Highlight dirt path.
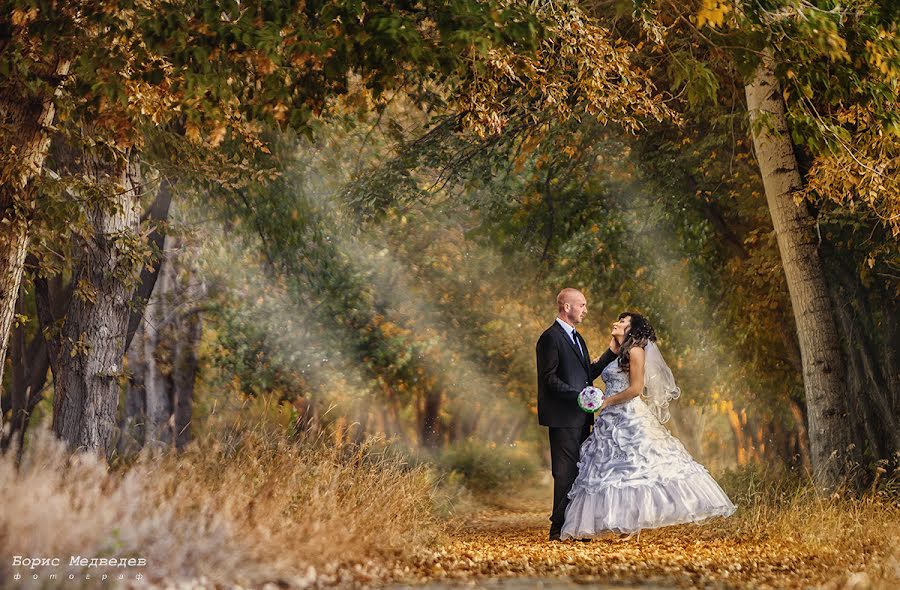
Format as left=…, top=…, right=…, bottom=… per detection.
left=389, top=483, right=888, bottom=590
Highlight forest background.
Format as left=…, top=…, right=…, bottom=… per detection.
left=0, top=0, right=898, bottom=588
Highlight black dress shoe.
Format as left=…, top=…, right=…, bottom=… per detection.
left=575, top=538, right=592, bottom=543
left=549, top=531, right=562, bottom=541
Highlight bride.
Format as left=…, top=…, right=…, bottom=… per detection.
left=561, top=312, right=735, bottom=539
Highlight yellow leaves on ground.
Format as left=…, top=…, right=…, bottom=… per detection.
left=387, top=490, right=899, bottom=590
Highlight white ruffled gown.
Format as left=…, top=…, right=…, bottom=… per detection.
left=561, top=359, right=735, bottom=538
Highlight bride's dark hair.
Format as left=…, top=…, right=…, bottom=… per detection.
left=617, top=311, right=656, bottom=373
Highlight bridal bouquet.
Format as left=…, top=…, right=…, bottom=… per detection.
left=577, top=386, right=605, bottom=413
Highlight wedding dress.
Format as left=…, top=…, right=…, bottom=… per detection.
left=561, top=357, right=735, bottom=538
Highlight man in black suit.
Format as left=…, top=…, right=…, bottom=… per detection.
left=536, top=288, right=619, bottom=541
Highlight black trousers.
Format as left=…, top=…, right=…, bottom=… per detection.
left=548, top=424, right=591, bottom=534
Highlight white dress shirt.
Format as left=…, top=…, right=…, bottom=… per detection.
left=556, top=318, right=584, bottom=358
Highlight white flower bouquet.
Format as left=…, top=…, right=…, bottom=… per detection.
left=577, top=386, right=605, bottom=413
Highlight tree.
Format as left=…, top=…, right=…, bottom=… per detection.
left=2, top=0, right=545, bottom=444
left=596, top=0, right=900, bottom=486
left=3, top=0, right=676, bottom=456
left=0, top=48, right=68, bottom=414
left=121, top=232, right=204, bottom=453
left=35, top=150, right=143, bottom=453
left=744, top=50, right=854, bottom=483
left=347, top=0, right=898, bottom=481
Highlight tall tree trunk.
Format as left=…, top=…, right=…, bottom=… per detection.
left=745, top=50, right=855, bottom=488
left=418, top=389, right=442, bottom=449
left=120, top=321, right=148, bottom=455
left=825, top=255, right=900, bottom=464
left=789, top=400, right=813, bottom=473
left=125, top=178, right=173, bottom=352
left=173, top=308, right=200, bottom=450
left=49, top=151, right=143, bottom=456
left=0, top=59, right=70, bottom=428
left=6, top=285, right=28, bottom=445
left=0, top=224, right=29, bottom=411
left=120, top=232, right=203, bottom=453
left=142, top=234, right=174, bottom=449
left=172, top=257, right=203, bottom=451
left=7, top=271, right=63, bottom=451
left=119, top=179, right=174, bottom=455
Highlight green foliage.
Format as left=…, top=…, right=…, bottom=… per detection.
left=439, top=440, right=538, bottom=492
left=667, top=52, right=720, bottom=110
left=192, top=118, right=542, bottom=449
left=627, top=0, right=900, bottom=249
left=4, top=0, right=893, bottom=475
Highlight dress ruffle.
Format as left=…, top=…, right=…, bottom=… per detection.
left=561, top=361, right=736, bottom=538
left=562, top=469, right=736, bottom=536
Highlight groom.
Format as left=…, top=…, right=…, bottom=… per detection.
left=536, top=288, right=619, bottom=541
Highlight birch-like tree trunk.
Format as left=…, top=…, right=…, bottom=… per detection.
left=8, top=286, right=27, bottom=438
left=142, top=234, right=174, bottom=449
left=745, top=50, right=854, bottom=488
left=120, top=238, right=174, bottom=454
left=0, top=60, right=70, bottom=426
left=119, top=180, right=174, bottom=454
left=121, top=232, right=203, bottom=453
left=49, top=152, right=143, bottom=456
left=0, top=224, right=29, bottom=407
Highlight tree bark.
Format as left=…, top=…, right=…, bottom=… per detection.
left=8, top=285, right=27, bottom=433
left=120, top=320, right=148, bottom=455
left=745, top=50, right=855, bottom=488
left=0, top=224, right=29, bottom=413
left=418, top=388, right=442, bottom=449
left=172, top=252, right=203, bottom=451
left=125, top=178, right=173, bottom=352
left=142, top=234, right=174, bottom=449
left=0, top=59, right=70, bottom=430
left=789, top=400, right=813, bottom=473
left=826, top=257, right=900, bottom=464
left=49, top=151, right=143, bottom=456
left=6, top=271, right=64, bottom=448
left=120, top=231, right=203, bottom=453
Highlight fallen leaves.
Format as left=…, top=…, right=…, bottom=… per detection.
left=378, top=493, right=899, bottom=590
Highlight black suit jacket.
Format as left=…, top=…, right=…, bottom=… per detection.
left=536, top=321, right=618, bottom=428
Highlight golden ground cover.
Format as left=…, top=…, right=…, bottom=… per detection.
left=389, top=480, right=899, bottom=590
left=2, top=428, right=897, bottom=589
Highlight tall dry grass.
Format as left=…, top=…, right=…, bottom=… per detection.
left=684, top=466, right=900, bottom=587
left=719, top=466, right=900, bottom=542
left=0, top=425, right=442, bottom=588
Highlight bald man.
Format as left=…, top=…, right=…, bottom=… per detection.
left=536, top=288, right=619, bottom=541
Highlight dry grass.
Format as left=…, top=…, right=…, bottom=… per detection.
left=0, top=425, right=442, bottom=588
left=399, top=468, right=900, bottom=589
left=3, top=428, right=898, bottom=589
left=717, top=466, right=900, bottom=549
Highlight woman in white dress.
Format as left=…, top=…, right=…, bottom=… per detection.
left=561, top=312, right=735, bottom=539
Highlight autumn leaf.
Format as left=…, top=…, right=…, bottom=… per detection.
left=695, top=0, right=731, bottom=29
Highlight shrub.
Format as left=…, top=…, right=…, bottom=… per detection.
left=438, top=440, right=539, bottom=493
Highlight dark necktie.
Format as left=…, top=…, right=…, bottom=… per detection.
left=572, top=330, right=584, bottom=361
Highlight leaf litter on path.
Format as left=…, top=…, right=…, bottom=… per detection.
left=386, top=483, right=898, bottom=590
